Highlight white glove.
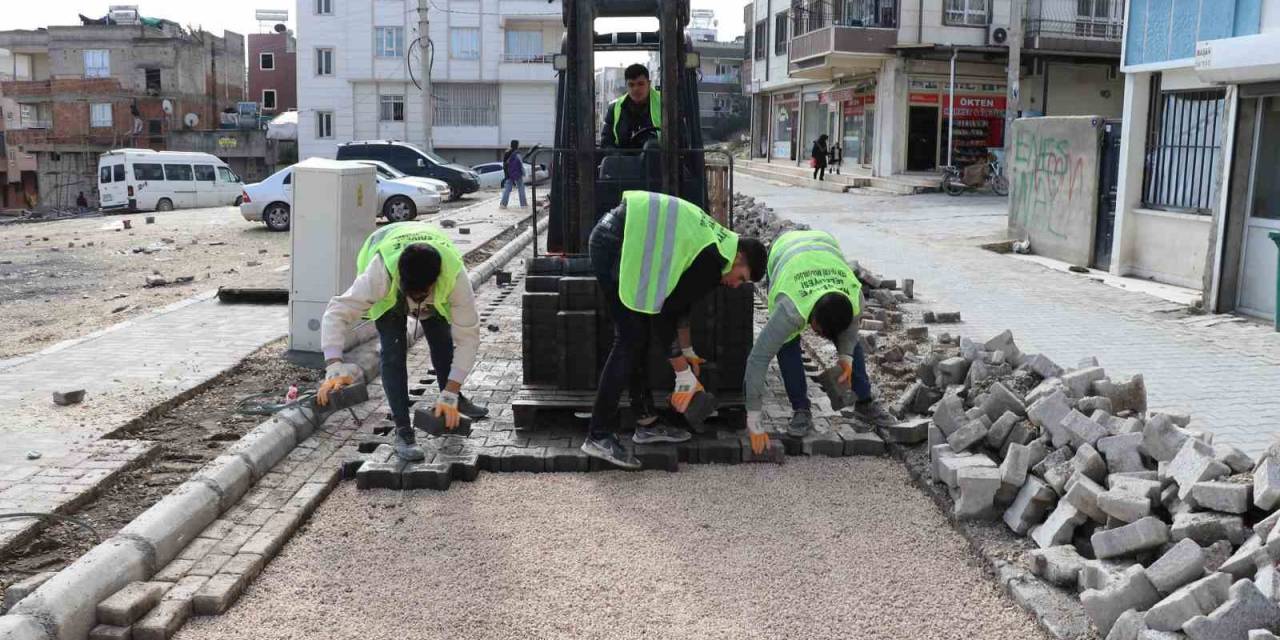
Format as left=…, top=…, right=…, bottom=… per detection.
left=670, top=366, right=701, bottom=413
left=434, top=389, right=461, bottom=429
left=746, top=411, right=769, bottom=455
left=325, top=361, right=363, bottom=382
left=681, top=346, right=705, bottom=375
left=746, top=410, right=764, bottom=434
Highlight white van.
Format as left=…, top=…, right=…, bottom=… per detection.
left=97, top=149, right=243, bottom=212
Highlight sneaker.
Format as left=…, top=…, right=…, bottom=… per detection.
left=632, top=420, right=692, bottom=444
left=853, top=399, right=897, bottom=428
left=581, top=434, right=642, bottom=470
left=394, top=427, right=426, bottom=462
left=787, top=410, right=813, bottom=438
left=458, top=394, right=489, bottom=420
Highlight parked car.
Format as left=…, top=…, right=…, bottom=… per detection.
left=351, top=159, right=451, bottom=201
left=239, top=163, right=441, bottom=231
left=472, top=161, right=550, bottom=188
left=98, top=149, right=243, bottom=212
left=335, top=141, right=480, bottom=200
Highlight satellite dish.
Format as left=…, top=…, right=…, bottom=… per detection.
left=184, top=112, right=199, bottom=128
left=162, top=99, right=174, bottom=115
left=273, top=23, right=286, bottom=33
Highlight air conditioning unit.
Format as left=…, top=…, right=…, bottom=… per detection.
left=988, top=24, right=1010, bottom=47
left=108, top=5, right=140, bottom=25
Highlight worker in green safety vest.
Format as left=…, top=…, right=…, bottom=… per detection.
left=742, top=229, right=896, bottom=453
left=600, top=63, right=662, bottom=149
left=317, top=222, right=489, bottom=461
left=583, top=190, right=768, bottom=469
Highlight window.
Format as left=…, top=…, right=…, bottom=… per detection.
left=218, top=167, right=238, bottom=183
left=283, top=171, right=292, bottom=185
left=379, top=95, right=405, bottom=122
left=262, top=90, right=277, bottom=111
left=90, top=103, right=112, bottom=128
left=83, top=49, right=110, bottom=78
left=450, top=28, right=480, bottom=60
left=145, top=68, right=161, bottom=94
left=194, top=165, right=216, bottom=181
left=164, top=164, right=193, bottom=181
left=1076, top=0, right=1121, bottom=38
left=753, top=21, right=767, bottom=60
left=134, top=163, right=164, bottom=181
left=375, top=27, right=404, bottom=58
left=113, top=165, right=125, bottom=181
left=435, top=83, right=499, bottom=127
left=100, top=166, right=112, bottom=183
left=774, top=11, right=788, bottom=55
left=316, top=111, right=334, bottom=139
left=316, top=48, right=334, bottom=76
left=1142, top=76, right=1226, bottom=214
left=504, top=29, right=541, bottom=62
left=943, top=0, right=989, bottom=26
left=315, top=0, right=333, bottom=14
left=260, top=52, right=275, bottom=70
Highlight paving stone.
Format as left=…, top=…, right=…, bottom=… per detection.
left=133, top=599, right=191, bottom=640
left=1170, top=439, right=1232, bottom=499
left=947, top=417, right=990, bottom=452
left=932, top=393, right=967, bottom=436
left=1000, top=420, right=1040, bottom=459
left=1098, top=433, right=1147, bottom=475
left=999, top=442, right=1031, bottom=499
left=632, top=444, right=679, bottom=471
left=1144, top=414, right=1192, bottom=463
left=1092, top=516, right=1171, bottom=559
left=1189, top=481, right=1251, bottom=514
left=186, top=552, right=231, bottom=577
left=1080, top=558, right=1132, bottom=592
left=1066, top=473, right=1110, bottom=523
left=1110, top=475, right=1164, bottom=502
left=3, top=571, right=55, bottom=611
left=1172, top=512, right=1247, bottom=547
left=88, top=624, right=132, bottom=640
left=1094, top=374, right=1147, bottom=414
left=1032, top=501, right=1088, bottom=548
left=401, top=461, right=453, bottom=490
left=1183, top=579, right=1280, bottom=640
left=1204, top=540, right=1236, bottom=574
left=1063, top=410, right=1111, bottom=449
left=220, top=553, right=266, bottom=581
left=801, top=430, right=846, bottom=458
left=980, top=382, right=1027, bottom=422
left=1003, top=475, right=1058, bottom=535
left=1062, top=366, right=1107, bottom=398
left=1023, top=353, right=1064, bottom=379
left=1255, top=564, right=1280, bottom=601
left=1255, top=510, right=1280, bottom=542
left=1255, top=457, right=1280, bottom=511
left=1249, top=631, right=1280, bottom=640
left=1105, top=609, right=1147, bottom=640
left=1028, top=390, right=1074, bottom=448
left=935, top=357, right=971, bottom=387
left=984, top=329, right=1024, bottom=365
left=1099, top=489, right=1153, bottom=523
left=880, top=416, right=930, bottom=444
left=840, top=429, right=886, bottom=456
left=935, top=450, right=996, bottom=489
left=954, top=466, right=1002, bottom=519
left=1078, top=396, right=1115, bottom=415
left=1213, top=444, right=1255, bottom=475
left=160, top=575, right=207, bottom=603
left=1073, top=443, right=1109, bottom=483
left=192, top=572, right=248, bottom=615
left=1219, top=535, right=1273, bottom=581
left=1145, top=572, right=1231, bottom=632
left=698, top=437, right=741, bottom=465
left=1147, top=539, right=1208, bottom=594
left=1029, top=545, right=1087, bottom=588
left=1081, top=565, right=1163, bottom=636
left=355, top=460, right=402, bottom=490
left=1136, top=631, right=1184, bottom=640
left=96, top=581, right=168, bottom=626
left=741, top=438, right=786, bottom=464
left=986, top=411, right=1020, bottom=450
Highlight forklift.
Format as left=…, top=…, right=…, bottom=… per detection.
left=514, top=0, right=753, bottom=432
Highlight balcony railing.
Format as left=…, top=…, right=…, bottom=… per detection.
left=790, top=0, right=897, bottom=37
left=502, top=52, right=554, bottom=63
left=700, top=73, right=741, bottom=84
left=1025, top=0, right=1123, bottom=42
left=1025, top=18, right=1123, bottom=40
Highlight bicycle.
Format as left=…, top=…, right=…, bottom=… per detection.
left=940, top=158, right=1009, bottom=197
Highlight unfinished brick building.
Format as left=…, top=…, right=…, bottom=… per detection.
left=0, top=19, right=245, bottom=209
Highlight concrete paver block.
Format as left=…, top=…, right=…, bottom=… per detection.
left=1136, top=631, right=1184, bottom=640
left=1031, top=501, right=1088, bottom=548
left=1255, top=457, right=1280, bottom=511
left=1081, top=565, right=1162, bottom=636
left=984, top=329, right=1024, bottom=365
left=840, top=429, right=886, bottom=456
left=932, top=394, right=967, bottom=436
left=1094, top=374, right=1147, bottom=414
left=1105, top=608, right=1146, bottom=640
left=1146, top=539, right=1208, bottom=594
left=1143, top=414, right=1191, bottom=463
left=9, top=536, right=152, bottom=640
left=1099, top=489, right=1153, bottom=523
left=1213, top=444, right=1254, bottom=475
left=1063, top=410, right=1110, bottom=449
left=1254, top=510, right=1280, bottom=543
left=88, top=624, right=131, bottom=640
left=1023, top=353, right=1064, bottom=379
left=1169, top=438, right=1231, bottom=500
left=1028, top=390, right=1074, bottom=448
left=954, top=466, right=1002, bottom=519
left=1250, top=631, right=1280, bottom=640
left=1092, top=516, right=1171, bottom=559
left=1189, top=481, right=1251, bottom=514
left=1109, top=476, right=1163, bottom=503
left=936, top=450, right=996, bottom=489
left=935, top=356, right=971, bottom=387
left=1066, top=473, right=1110, bottom=523
left=97, top=581, right=168, bottom=626
left=1183, top=579, right=1280, bottom=640
left=1062, top=366, right=1107, bottom=399
left=1003, top=475, right=1057, bottom=535
left=1219, top=535, right=1272, bottom=581
left=1080, top=558, right=1131, bottom=592
left=133, top=599, right=191, bottom=640
left=986, top=411, right=1020, bottom=449
left=1073, top=443, right=1109, bottom=483
left=980, top=382, right=1027, bottom=422
left=192, top=572, right=249, bottom=615
left=1029, top=545, right=1087, bottom=587
left=1078, top=396, right=1114, bottom=415
left=947, top=417, right=990, bottom=452
left=880, top=417, right=930, bottom=444
left=1172, top=512, right=1247, bottom=547
left=1099, top=433, right=1147, bottom=474
left=999, top=442, right=1031, bottom=498
left=1144, top=572, right=1231, bottom=632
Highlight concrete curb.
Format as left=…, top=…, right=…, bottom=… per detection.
left=468, top=215, right=548, bottom=290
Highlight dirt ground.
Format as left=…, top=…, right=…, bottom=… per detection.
left=0, top=198, right=483, bottom=360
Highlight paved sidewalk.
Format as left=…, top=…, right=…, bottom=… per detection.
left=737, top=173, right=1280, bottom=455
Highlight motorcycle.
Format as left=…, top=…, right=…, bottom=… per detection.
left=941, top=157, right=1009, bottom=197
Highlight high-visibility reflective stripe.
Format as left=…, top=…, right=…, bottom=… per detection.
left=769, top=241, right=844, bottom=282
left=650, top=195, right=680, bottom=310
left=633, top=192, right=663, bottom=310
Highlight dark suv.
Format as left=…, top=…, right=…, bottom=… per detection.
left=336, top=141, right=480, bottom=200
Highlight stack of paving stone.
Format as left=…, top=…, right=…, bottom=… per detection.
left=732, top=194, right=810, bottom=243
left=902, top=327, right=1280, bottom=640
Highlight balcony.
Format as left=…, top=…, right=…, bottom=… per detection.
left=498, top=53, right=556, bottom=82
left=1024, top=0, right=1123, bottom=56
left=700, top=73, right=741, bottom=86
left=788, top=0, right=897, bottom=79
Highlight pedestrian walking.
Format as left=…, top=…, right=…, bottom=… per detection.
left=499, top=140, right=527, bottom=209
left=830, top=143, right=843, bottom=176
left=811, top=134, right=829, bottom=181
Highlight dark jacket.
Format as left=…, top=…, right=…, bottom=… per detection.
left=600, top=93, right=657, bottom=149
left=811, top=140, right=829, bottom=168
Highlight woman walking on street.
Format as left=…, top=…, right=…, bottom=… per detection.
left=499, top=139, right=527, bottom=209
left=811, top=134, right=829, bottom=181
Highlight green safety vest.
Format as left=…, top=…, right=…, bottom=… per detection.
left=618, top=190, right=738, bottom=314
left=611, top=89, right=662, bottom=146
left=355, top=222, right=464, bottom=322
left=767, top=229, right=862, bottom=341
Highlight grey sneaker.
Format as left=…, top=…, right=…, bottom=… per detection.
left=581, top=435, right=642, bottom=470
left=787, top=410, right=813, bottom=437
left=458, top=394, right=489, bottom=420
left=853, top=399, right=897, bottom=428
left=394, top=427, right=426, bottom=461
left=632, top=421, right=692, bottom=444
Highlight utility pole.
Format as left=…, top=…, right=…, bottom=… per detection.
left=1004, top=0, right=1024, bottom=168
left=417, top=0, right=433, bottom=152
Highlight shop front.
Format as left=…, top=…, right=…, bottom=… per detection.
left=905, top=78, right=1007, bottom=171
left=771, top=91, right=799, bottom=161
left=818, top=81, right=877, bottom=168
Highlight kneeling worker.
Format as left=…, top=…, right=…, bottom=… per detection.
left=318, top=222, right=489, bottom=461
left=585, top=190, right=767, bottom=469
left=742, top=229, right=895, bottom=453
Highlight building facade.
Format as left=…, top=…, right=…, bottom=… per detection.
left=0, top=21, right=245, bottom=208
left=249, top=30, right=298, bottom=115
left=646, top=12, right=749, bottom=143
left=296, top=0, right=564, bottom=166
left=1112, top=0, right=1279, bottom=320
left=744, top=0, right=1123, bottom=176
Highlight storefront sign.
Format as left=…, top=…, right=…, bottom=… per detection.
left=842, top=95, right=876, bottom=116
left=820, top=88, right=856, bottom=104
left=773, top=91, right=799, bottom=105
left=943, top=95, right=1007, bottom=118
left=910, top=92, right=940, bottom=105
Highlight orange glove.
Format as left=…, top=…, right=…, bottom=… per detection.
left=747, top=411, right=768, bottom=455
left=434, top=389, right=461, bottom=430
left=317, top=362, right=362, bottom=406
left=681, top=347, right=706, bottom=377
left=670, top=367, right=702, bottom=413
left=837, top=355, right=854, bottom=389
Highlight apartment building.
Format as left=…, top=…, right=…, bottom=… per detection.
left=296, top=0, right=564, bottom=166
left=594, top=65, right=627, bottom=134
left=1110, top=0, right=1280, bottom=320
left=646, top=12, right=749, bottom=142
left=0, top=19, right=244, bottom=209
left=744, top=0, right=1123, bottom=176
left=249, top=29, right=298, bottom=115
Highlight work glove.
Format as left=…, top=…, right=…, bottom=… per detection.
left=434, top=389, right=461, bottom=430
left=681, top=347, right=705, bottom=377
left=670, top=366, right=702, bottom=413
left=747, top=411, right=769, bottom=455
left=317, top=362, right=363, bottom=406
left=837, top=354, right=854, bottom=390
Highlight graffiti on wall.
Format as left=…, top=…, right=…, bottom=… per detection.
left=1009, top=128, right=1090, bottom=240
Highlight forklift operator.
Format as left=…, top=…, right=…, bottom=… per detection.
left=600, top=63, right=662, bottom=149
